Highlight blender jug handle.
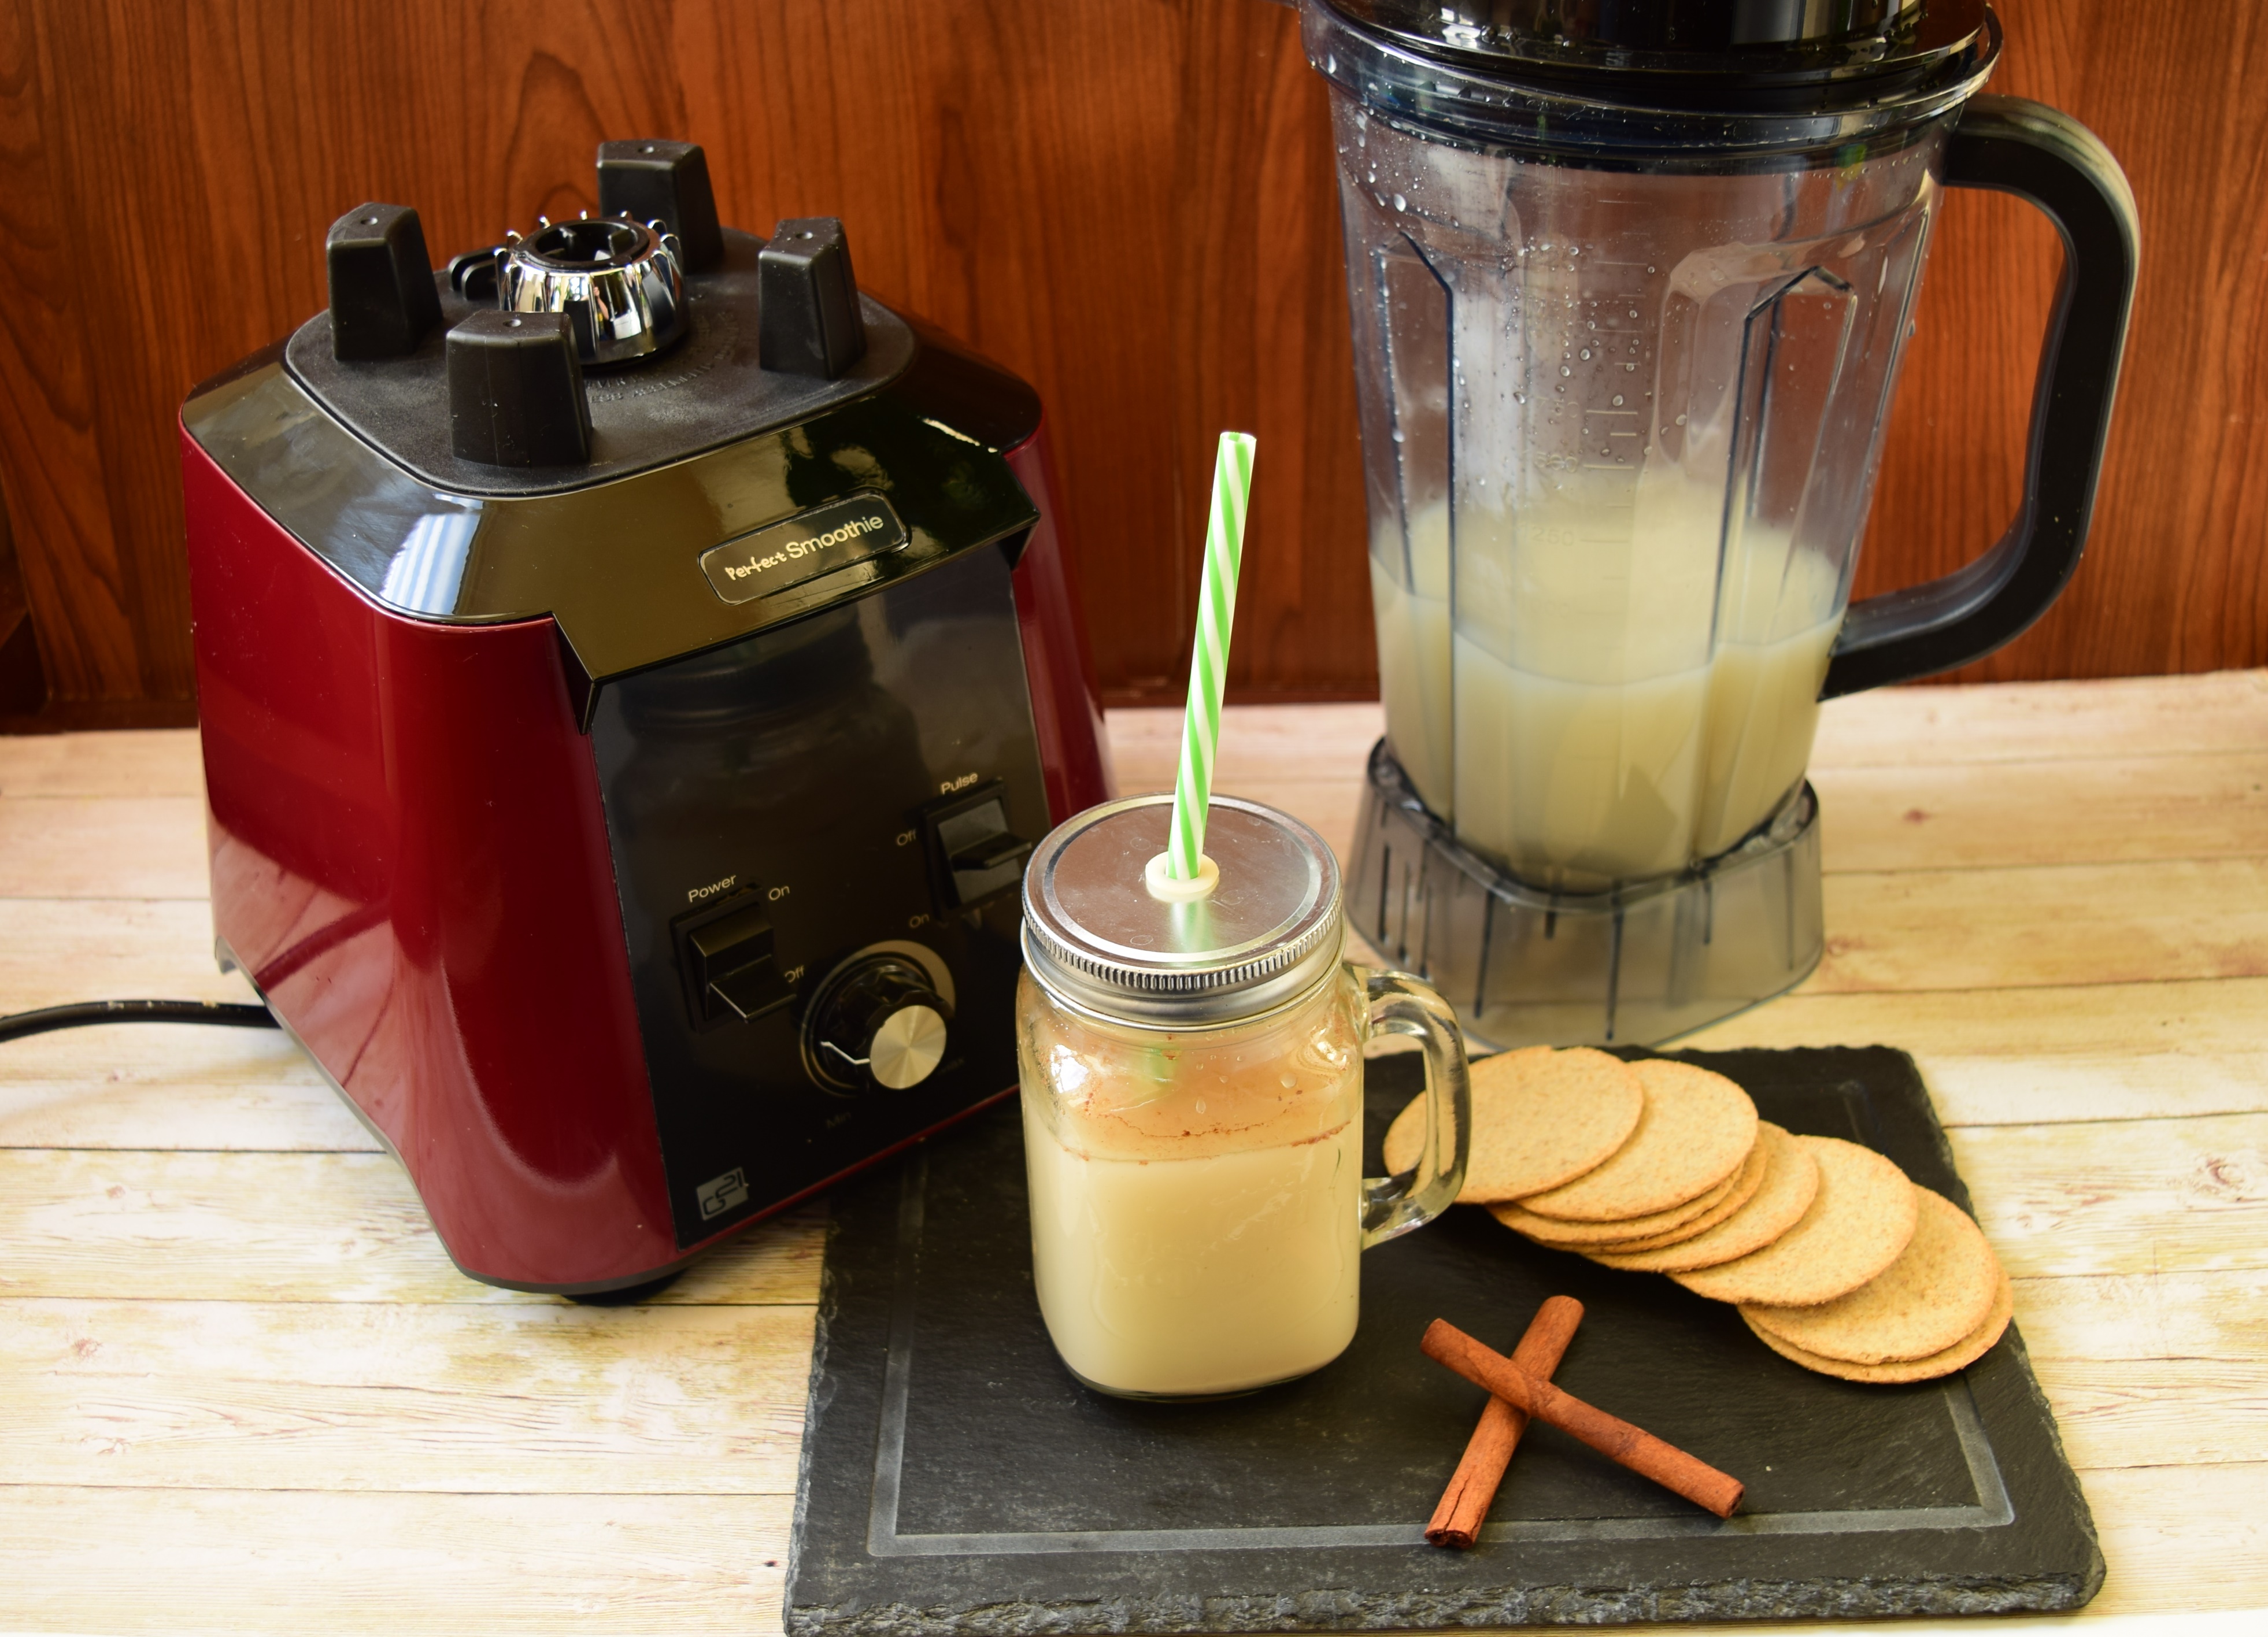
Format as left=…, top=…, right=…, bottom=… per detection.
left=1821, top=95, right=2141, bottom=699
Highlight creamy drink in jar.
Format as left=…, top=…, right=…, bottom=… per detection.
left=1018, top=794, right=1470, bottom=1398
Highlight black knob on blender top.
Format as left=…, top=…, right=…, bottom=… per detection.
left=760, top=217, right=867, bottom=379
left=597, top=139, right=725, bottom=273
left=326, top=202, right=444, bottom=360
left=447, top=245, right=506, bottom=304
left=446, top=310, right=592, bottom=467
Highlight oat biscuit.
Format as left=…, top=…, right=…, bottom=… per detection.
left=1740, top=1187, right=2000, bottom=1364
left=1382, top=1045, right=1644, bottom=1204
left=1581, top=1123, right=1775, bottom=1253
left=1745, top=1265, right=2014, bottom=1383
left=1588, top=1123, right=1819, bottom=1273
left=1515, top=1059, right=1758, bottom=1223
left=1670, top=1136, right=1918, bottom=1306
left=1490, top=1156, right=1745, bottom=1248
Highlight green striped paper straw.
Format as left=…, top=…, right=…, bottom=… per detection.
left=1166, top=431, right=1257, bottom=882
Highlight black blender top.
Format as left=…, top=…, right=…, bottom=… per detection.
left=1324, top=0, right=1990, bottom=105
left=183, top=141, right=1042, bottom=688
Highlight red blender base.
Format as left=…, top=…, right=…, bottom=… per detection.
left=1348, top=741, right=1824, bottom=1049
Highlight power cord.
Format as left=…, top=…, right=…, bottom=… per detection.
left=0, top=999, right=279, bottom=1045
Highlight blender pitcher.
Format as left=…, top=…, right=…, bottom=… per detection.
left=1303, top=0, right=2137, bottom=1047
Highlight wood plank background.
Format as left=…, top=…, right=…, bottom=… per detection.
left=0, top=0, right=2260, bottom=718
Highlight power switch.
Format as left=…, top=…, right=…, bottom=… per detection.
left=674, top=888, right=794, bottom=1028
left=919, top=781, right=1032, bottom=912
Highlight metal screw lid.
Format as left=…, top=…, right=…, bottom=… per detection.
left=1020, top=794, right=1344, bottom=1028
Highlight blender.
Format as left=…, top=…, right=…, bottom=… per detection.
left=1300, top=0, right=2137, bottom=1047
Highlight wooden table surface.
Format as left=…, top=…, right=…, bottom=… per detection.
left=2, top=672, right=2264, bottom=1634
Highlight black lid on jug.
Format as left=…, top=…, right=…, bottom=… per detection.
left=1322, top=0, right=1989, bottom=103
left=1304, top=0, right=1999, bottom=157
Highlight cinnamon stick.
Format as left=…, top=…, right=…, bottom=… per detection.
left=1420, top=1318, right=1745, bottom=1520
left=1425, top=1295, right=1584, bottom=1549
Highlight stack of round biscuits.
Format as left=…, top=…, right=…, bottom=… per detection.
left=1383, top=1047, right=2011, bottom=1382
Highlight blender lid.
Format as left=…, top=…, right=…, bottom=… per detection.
left=1320, top=0, right=1989, bottom=102
left=1021, top=794, right=1345, bottom=1027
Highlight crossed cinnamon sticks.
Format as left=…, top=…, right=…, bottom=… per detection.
left=1421, top=1305, right=1744, bottom=1548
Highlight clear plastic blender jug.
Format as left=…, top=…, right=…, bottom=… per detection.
left=1304, top=0, right=2137, bottom=1046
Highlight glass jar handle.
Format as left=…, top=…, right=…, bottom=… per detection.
left=1357, top=965, right=1470, bottom=1249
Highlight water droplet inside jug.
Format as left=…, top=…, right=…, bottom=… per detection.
left=1675, top=413, right=1688, bottom=425
left=1612, top=395, right=1624, bottom=406
left=1560, top=366, right=1572, bottom=377
left=1512, top=392, right=1526, bottom=405
left=1579, top=349, right=1591, bottom=360
left=1393, top=193, right=1407, bottom=212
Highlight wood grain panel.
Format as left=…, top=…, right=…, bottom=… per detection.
left=1805, top=669, right=2268, bottom=768
left=0, top=2, right=139, bottom=698
left=0, top=899, right=255, bottom=1008
left=2018, top=1268, right=2268, bottom=1372
left=2018, top=1268, right=2268, bottom=1472
left=1688, top=975, right=2268, bottom=1064
left=0, top=1484, right=791, bottom=1635
left=1856, top=1, right=2268, bottom=683
left=1, top=1, right=2256, bottom=715
left=0, top=1072, right=376, bottom=1153
left=0, top=1147, right=824, bottom=1305
left=0, top=725, right=205, bottom=794
left=1950, top=1112, right=2268, bottom=1279
left=1815, top=859, right=2268, bottom=992
left=0, top=1296, right=812, bottom=1493
left=0, top=794, right=208, bottom=898
left=1809, top=755, right=2268, bottom=872
left=1912, top=1049, right=2268, bottom=1127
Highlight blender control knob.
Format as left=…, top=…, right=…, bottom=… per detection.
left=809, top=955, right=950, bottom=1091
left=326, top=202, right=443, bottom=360
left=598, top=139, right=724, bottom=273
left=759, top=217, right=866, bottom=379
left=446, top=310, right=591, bottom=467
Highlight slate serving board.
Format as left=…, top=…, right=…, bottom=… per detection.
left=787, top=1047, right=2101, bottom=1632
